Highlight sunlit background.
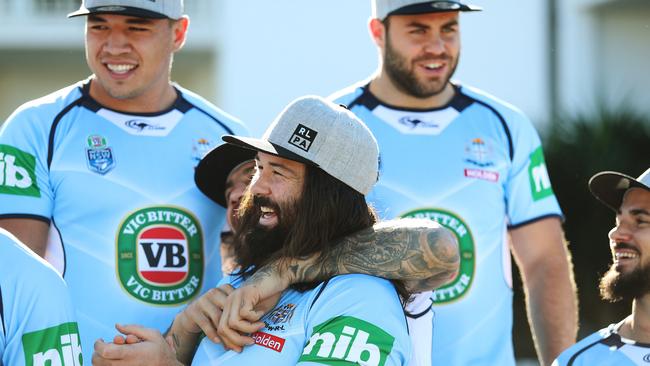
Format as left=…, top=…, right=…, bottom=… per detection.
left=1, top=1, right=649, bottom=364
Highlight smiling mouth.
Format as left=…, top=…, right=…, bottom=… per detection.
left=106, top=63, right=136, bottom=74
left=423, top=62, right=444, bottom=70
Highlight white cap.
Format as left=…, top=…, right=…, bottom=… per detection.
left=372, top=0, right=481, bottom=20
left=68, top=0, right=183, bottom=19
left=197, top=96, right=380, bottom=197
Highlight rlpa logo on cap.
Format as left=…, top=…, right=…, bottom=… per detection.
left=289, top=124, right=318, bottom=152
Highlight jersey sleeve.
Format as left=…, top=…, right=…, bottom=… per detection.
left=0, top=105, right=54, bottom=220
left=503, top=111, right=563, bottom=227
left=298, top=274, right=410, bottom=366
left=1, top=231, right=82, bottom=365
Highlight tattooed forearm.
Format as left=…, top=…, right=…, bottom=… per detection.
left=284, top=218, right=460, bottom=292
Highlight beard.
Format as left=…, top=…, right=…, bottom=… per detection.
left=232, top=193, right=298, bottom=272
left=599, top=257, right=650, bottom=302
left=383, top=33, right=458, bottom=99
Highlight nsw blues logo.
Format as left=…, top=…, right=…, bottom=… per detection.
left=86, top=135, right=115, bottom=175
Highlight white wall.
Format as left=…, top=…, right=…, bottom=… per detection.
left=216, top=0, right=548, bottom=136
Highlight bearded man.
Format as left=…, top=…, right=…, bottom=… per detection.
left=554, top=167, right=650, bottom=366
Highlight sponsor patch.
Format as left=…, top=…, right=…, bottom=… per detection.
left=22, top=322, right=83, bottom=366
left=528, top=146, right=554, bottom=201
left=86, top=135, right=115, bottom=175
left=252, top=331, right=286, bottom=353
left=464, top=168, right=499, bottom=183
left=400, top=208, right=475, bottom=304
left=289, top=124, right=318, bottom=152
left=125, top=119, right=166, bottom=132
left=116, top=206, right=204, bottom=305
left=0, top=144, right=40, bottom=197
left=299, top=316, right=395, bottom=366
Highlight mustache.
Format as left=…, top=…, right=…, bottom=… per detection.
left=252, top=195, right=280, bottom=212
left=412, top=54, right=450, bottom=63
left=612, top=242, right=639, bottom=252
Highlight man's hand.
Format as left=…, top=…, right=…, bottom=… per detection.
left=217, top=275, right=282, bottom=352
left=175, top=284, right=234, bottom=344
left=92, top=324, right=180, bottom=366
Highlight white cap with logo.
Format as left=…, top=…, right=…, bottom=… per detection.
left=195, top=95, right=380, bottom=200
left=68, top=0, right=183, bottom=19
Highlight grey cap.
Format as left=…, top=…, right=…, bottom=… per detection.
left=372, top=0, right=482, bottom=20
left=195, top=96, right=380, bottom=201
left=68, top=0, right=183, bottom=19
left=589, top=167, right=650, bottom=211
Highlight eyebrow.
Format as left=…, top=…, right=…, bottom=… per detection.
left=87, top=14, right=155, bottom=25
left=630, top=208, right=650, bottom=216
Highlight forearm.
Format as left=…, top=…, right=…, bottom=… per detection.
left=283, top=218, right=460, bottom=292
left=523, top=254, right=578, bottom=366
left=165, top=314, right=202, bottom=365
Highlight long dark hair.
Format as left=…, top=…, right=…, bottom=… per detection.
left=233, top=164, right=409, bottom=301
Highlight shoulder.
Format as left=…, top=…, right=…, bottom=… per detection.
left=328, top=81, right=368, bottom=105
left=0, top=229, right=66, bottom=291
left=456, top=82, right=534, bottom=128
left=175, top=85, right=249, bottom=136
left=553, top=325, right=615, bottom=366
left=3, top=82, right=84, bottom=127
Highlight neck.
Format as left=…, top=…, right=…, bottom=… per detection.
left=88, top=78, right=177, bottom=113
left=619, top=295, right=650, bottom=343
left=369, top=71, right=455, bottom=109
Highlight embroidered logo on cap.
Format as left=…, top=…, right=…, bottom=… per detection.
left=289, top=124, right=318, bottom=152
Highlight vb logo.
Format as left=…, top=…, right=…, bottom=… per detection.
left=299, top=316, right=394, bottom=366
left=117, top=206, right=204, bottom=305
left=22, top=322, right=83, bottom=366
left=0, top=144, right=40, bottom=197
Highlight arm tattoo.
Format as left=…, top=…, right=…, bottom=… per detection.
left=287, top=218, right=460, bottom=292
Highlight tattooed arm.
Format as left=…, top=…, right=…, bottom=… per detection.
left=216, top=218, right=459, bottom=350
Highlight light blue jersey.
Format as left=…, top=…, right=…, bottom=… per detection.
left=0, top=79, right=248, bottom=362
left=192, top=274, right=411, bottom=366
left=0, top=228, right=82, bottom=366
left=553, top=321, right=650, bottom=366
left=332, top=82, right=562, bottom=366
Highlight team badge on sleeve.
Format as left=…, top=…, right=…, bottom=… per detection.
left=116, top=206, right=204, bottom=305
left=0, top=144, right=40, bottom=197
left=85, top=135, right=115, bottom=175
left=299, top=316, right=395, bottom=366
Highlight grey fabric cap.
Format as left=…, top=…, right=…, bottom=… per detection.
left=226, top=96, right=379, bottom=195
left=589, top=167, right=650, bottom=211
left=68, top=0, right=183, bottom=19
left=372, top=0, right=482, bottom=20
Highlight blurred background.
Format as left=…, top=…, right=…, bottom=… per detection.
left=1, top=0, right=649, bottom=364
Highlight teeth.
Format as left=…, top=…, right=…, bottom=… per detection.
left=107, top=64, right=135, bottom=74
left=615, top=252, right=639, bottom=259
left=425, top=63, right=442, bottom=70
left=260, top=206, right=274, bottom=214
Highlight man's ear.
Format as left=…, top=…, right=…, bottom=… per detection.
left=369, top=18, right=386, bottom=49
left=172, top=16, right=190, bottom=51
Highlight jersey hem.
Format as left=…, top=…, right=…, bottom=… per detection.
left=507, top=213, right=563, bottom=229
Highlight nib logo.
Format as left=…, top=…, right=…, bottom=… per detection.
left=22, top=322, right=83, bottom=366
left=300, top=316, right=395, bottom=366
left=0, top=144, right=40, bottom=197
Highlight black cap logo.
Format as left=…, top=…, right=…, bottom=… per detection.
left=289, top=124, right=318, bottom=152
